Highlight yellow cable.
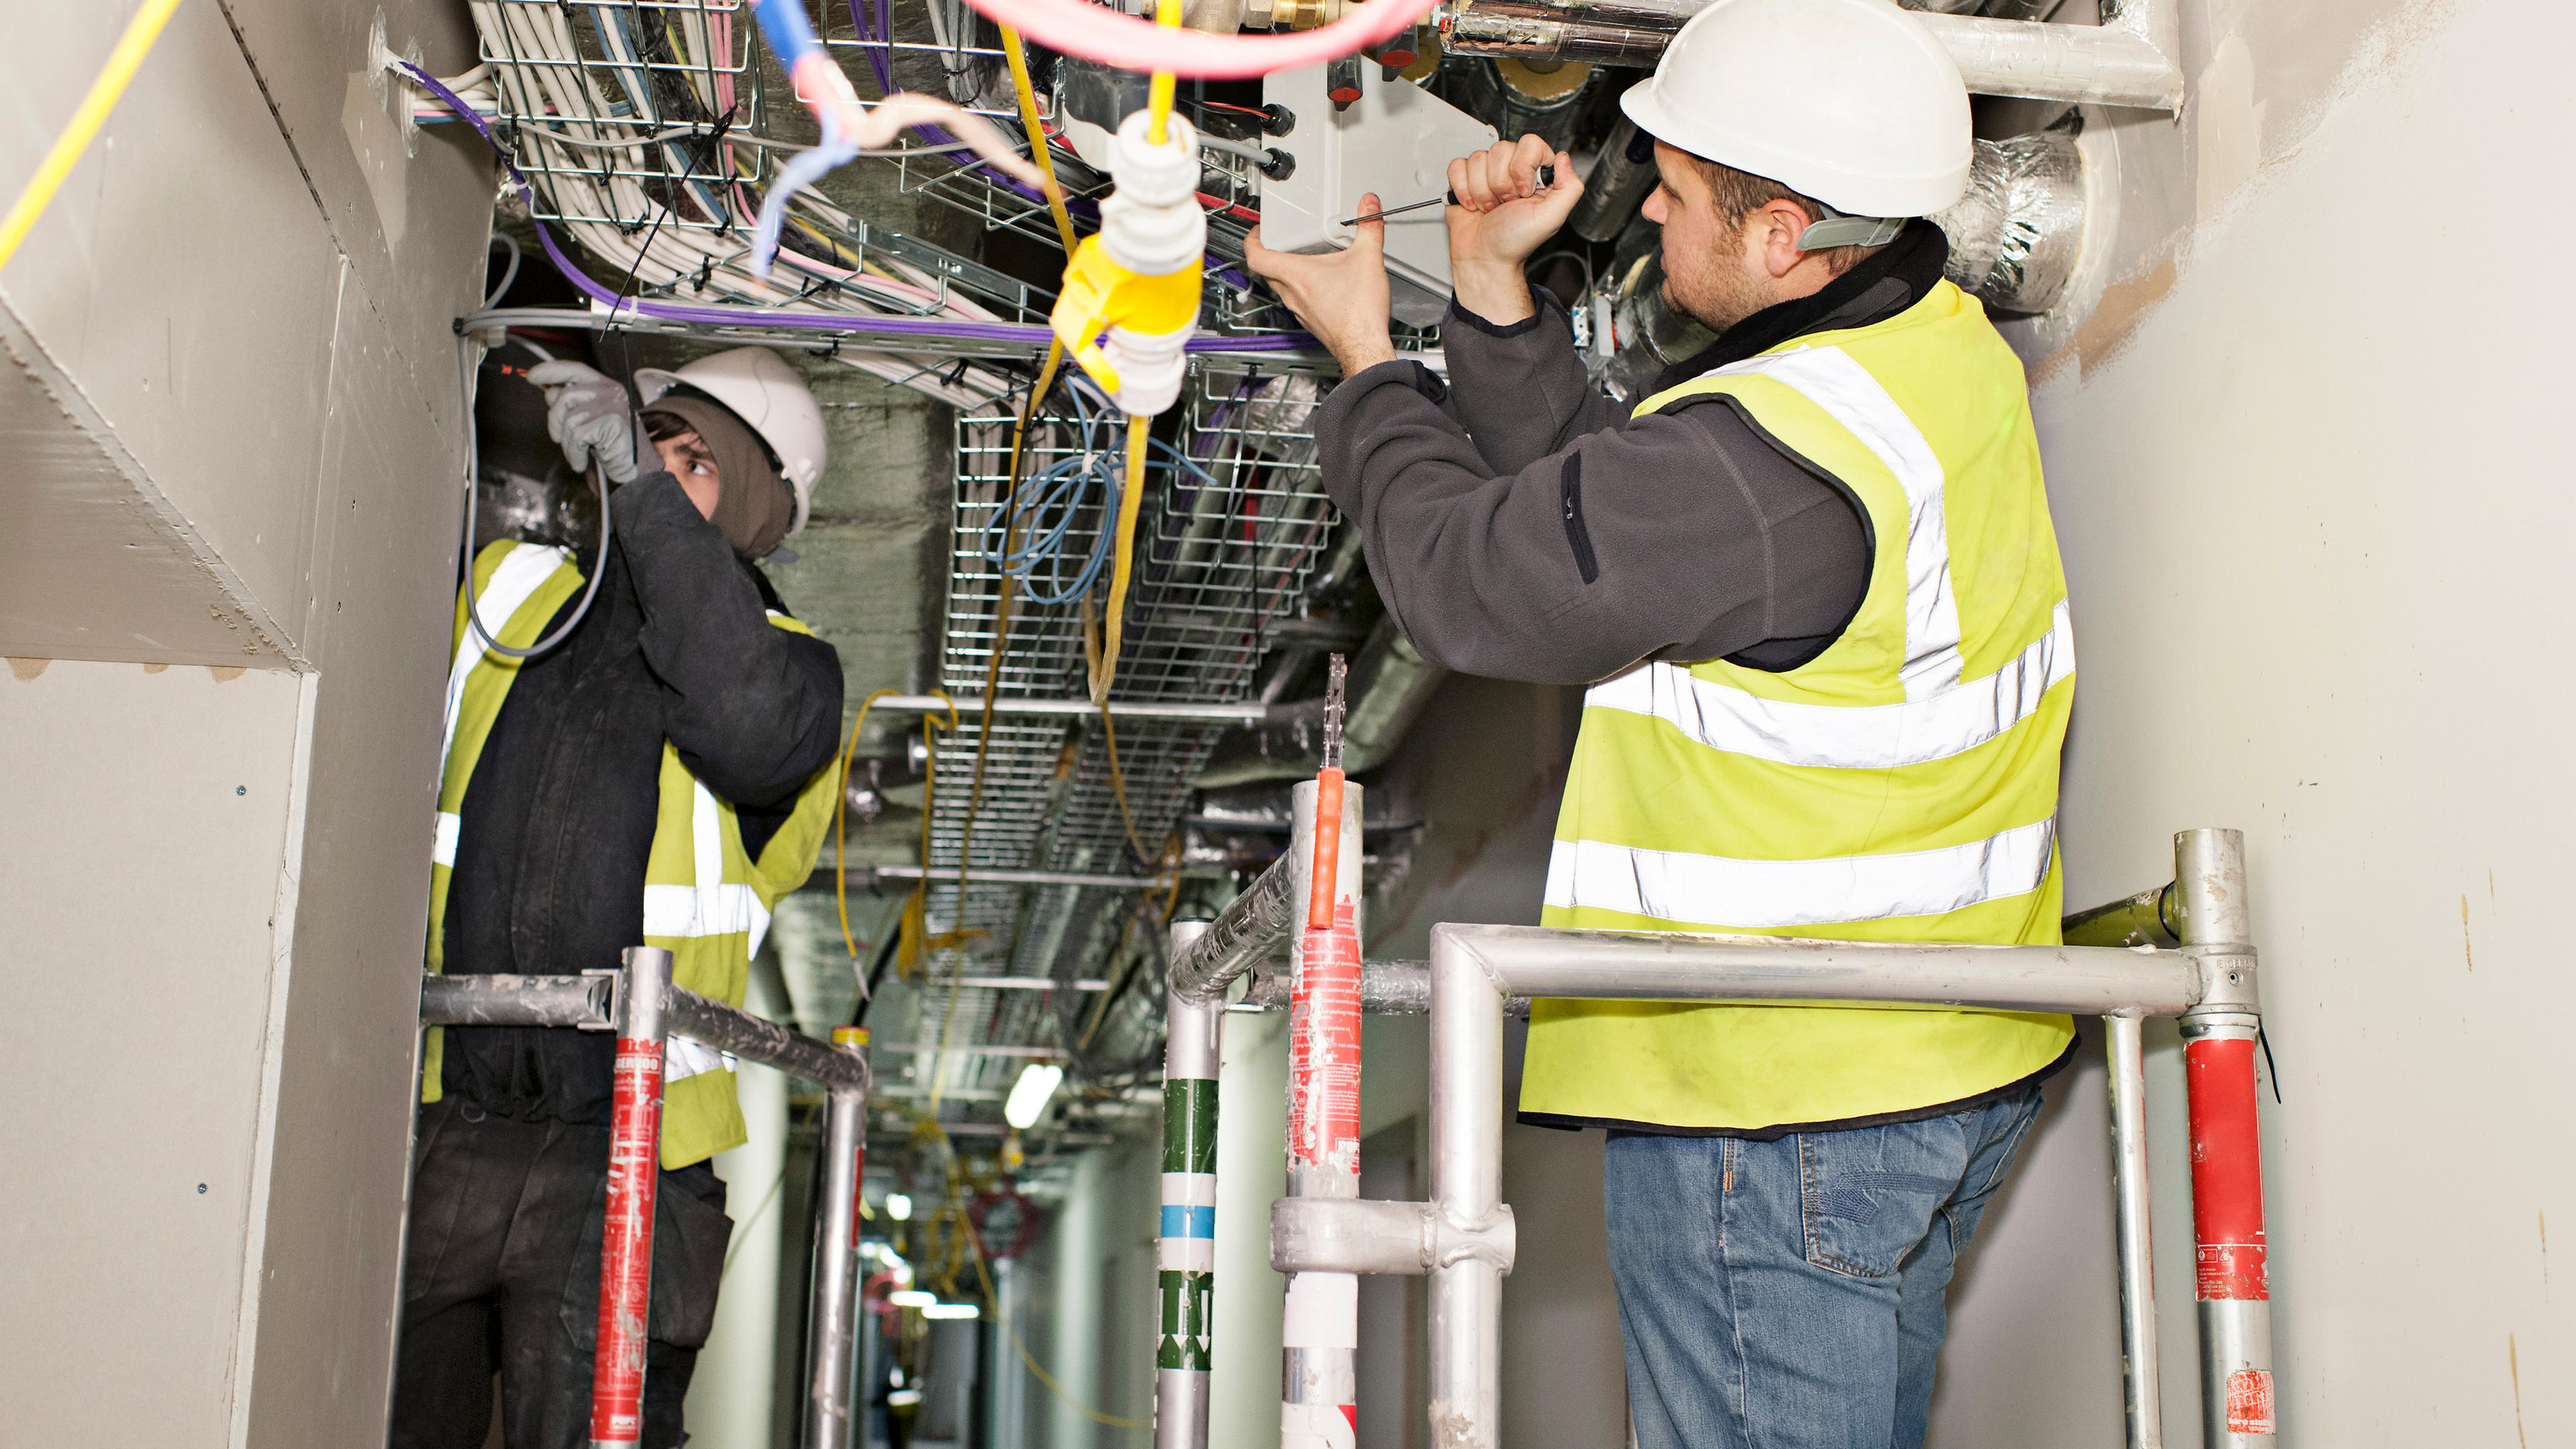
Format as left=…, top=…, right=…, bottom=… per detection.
left=1088, top=417, right=1152, bottom=704
left=0, top=0, right=188, bottom=273
left=896, top=694, right=962, bottom=975
left=1145, top=0, right=1182, bottom=145
left=835, top=686, right=904, bottom=962
left=997, top=26, right=1079, bottom=259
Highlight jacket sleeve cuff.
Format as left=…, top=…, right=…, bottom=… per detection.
left=1444, top=286, right=1563, bottom=339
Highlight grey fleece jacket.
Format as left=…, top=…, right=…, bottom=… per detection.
left=1313, top=276, right=1928, bottom=685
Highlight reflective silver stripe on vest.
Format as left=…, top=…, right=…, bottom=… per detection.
left=439, top=544, right=572, bottom=765
left=433, top=545, right=572, bottom=866
left=1585, top=600, right=2074, bottom=771
left=639, top=782, right=773, bottom=956
left=1544, top=818, right=2055, bottom=930
left=1707, top=345, right=1963, bottom=700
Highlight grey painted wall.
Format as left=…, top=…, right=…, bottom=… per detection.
left=0, top=1, right=491, bottom=1443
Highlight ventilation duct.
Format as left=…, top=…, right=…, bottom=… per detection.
left=1933, top=128, right=2088, bottom=315
left=1434, top=0, right=2184, bottom=110
left=1587, top=129, right=2088, bottom=399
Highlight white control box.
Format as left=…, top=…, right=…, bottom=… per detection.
left=1258, top=65, right=1499, bottom=327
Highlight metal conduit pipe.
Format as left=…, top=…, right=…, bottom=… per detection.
left=1197, top=620, right=1448, bottom=787
left=1157, top=919, right=1222, bottom=1449
left=1435, top=0, right=2184, bottom=111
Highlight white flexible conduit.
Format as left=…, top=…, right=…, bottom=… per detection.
left=459, top=1, right=1019, bottom=407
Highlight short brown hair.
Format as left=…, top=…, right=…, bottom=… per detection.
left=1693, top=158, right=1876, bottom=276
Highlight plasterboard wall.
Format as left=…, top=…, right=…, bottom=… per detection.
left=2028, top=0, right=2575, bottom=1438
left=0, top=1, right=490, bottom=1444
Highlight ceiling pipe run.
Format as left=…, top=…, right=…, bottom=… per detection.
left=1197, top=619, right=1449, bottom=787
left=1434, top=0, right=2183, bottom=111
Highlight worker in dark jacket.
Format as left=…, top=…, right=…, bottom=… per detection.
left=393, top=346, right=845, bottom=1449
left=1246, top=1, right=2076, bottom=1444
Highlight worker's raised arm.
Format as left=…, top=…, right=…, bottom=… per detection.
left=612, top=470, right=846, bottom=808
left=1438, top=288, right=1630, bottom=475
left=1315, top=366, right=1868, bottom=686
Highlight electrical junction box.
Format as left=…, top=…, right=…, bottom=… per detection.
left=1259, top=65, right=1499, bottom=327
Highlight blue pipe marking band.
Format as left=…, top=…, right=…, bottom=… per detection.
left=1160, top=1203, right=1218, bottom=1239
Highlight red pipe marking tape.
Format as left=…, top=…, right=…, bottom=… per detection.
left=589, top=1037, right=667, bottom=1445
left=2184, top=1036, right=2269, bottom=1302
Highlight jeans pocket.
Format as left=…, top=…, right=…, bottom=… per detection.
left=1799, top=1118, right=1974, bottom=1279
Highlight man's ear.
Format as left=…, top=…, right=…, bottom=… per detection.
left=1757, top=199, right=1813, bottom=280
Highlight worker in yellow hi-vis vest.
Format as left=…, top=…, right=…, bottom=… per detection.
left=396, top=345, right=844, bottom=1449
left=1246, top=0, right=2072, bottom=1442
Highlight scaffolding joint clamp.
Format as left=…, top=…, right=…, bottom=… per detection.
left=2180, top=943, right=2261, bottom=1016
left=1269, top=1196, right=1517, bottom=1277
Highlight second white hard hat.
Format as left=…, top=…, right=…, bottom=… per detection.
left=1621, top=0, right=1972, bottom=222
left=634, top=346, right=828, bottom=535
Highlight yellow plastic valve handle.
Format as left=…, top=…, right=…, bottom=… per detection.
left=1049, top=234, right=1203, bottom=396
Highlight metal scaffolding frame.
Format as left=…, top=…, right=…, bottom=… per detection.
left=419, top=951, right=874, bottom=1449
left=1163, top=827, right=2277, bottom=1449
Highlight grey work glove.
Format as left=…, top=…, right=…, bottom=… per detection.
left=527, top=360, right=652, bottom=484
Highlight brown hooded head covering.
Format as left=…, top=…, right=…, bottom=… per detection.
left=641, top=392, right=796, bottom=559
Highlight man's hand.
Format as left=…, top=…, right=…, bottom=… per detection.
left=1243, top=200, right=1398, bottom=376
left=528, top=360, right=649, bottom=485
left=1446, top=134, right=1582, bottom=327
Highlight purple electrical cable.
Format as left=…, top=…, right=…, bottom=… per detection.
left=405, top=62, right=1310, bottom=354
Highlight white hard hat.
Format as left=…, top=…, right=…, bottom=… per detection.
left=1621, top=0, right=1973, bottom=224
left=634, top=346, right=827, bottom=535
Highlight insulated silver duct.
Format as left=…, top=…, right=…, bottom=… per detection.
left=1932, top=129, right=2087, bottom=315
left=1900, top=0, right=2063, bottom=21
left=1437, top=1, right=1684, bottom=66
left=1590, top=251, right=1713, bottom=405
left=1588, top=128, right=2086, bottom=396
left=1567, top=115, right=1658, bottom=244
left=1435, top=0, right=2183, bottom=111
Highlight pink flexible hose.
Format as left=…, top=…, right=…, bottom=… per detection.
left=951, top=0, right=1440, bottom=79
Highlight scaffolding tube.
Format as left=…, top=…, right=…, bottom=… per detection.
left=590, top=947, right=673, bottom=1449
left=1168, top=847, right=1300, bottom=1004
left=1280, top=776, right=1364, bottom=1449
left=2172, top=830, right=2275, bottom=1446
left=803, top=1028, right=871, bottom=1449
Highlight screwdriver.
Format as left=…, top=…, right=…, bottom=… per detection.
left=1340, top=163, right=1556, bottom=226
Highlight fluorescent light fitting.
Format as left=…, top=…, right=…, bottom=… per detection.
left=1003, top=1062, right=1065, bottom=1130
left=884, top=1191, right=912, bottom=1221
left=922, top=1301, right=981, bottom=1320
left=887, top=1289, right=936, bottom=1307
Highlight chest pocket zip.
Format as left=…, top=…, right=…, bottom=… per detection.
left=1561, top=453, right=1600, bottom=586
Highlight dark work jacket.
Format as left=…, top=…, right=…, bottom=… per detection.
left=439, top=470, right=844, bottom=1126
left=1313, top=222, right=1951, bottom=683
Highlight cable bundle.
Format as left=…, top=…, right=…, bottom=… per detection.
left=449, top=0, right=1030, bottom=407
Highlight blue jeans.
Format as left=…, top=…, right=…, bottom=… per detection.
left=1603, top=1089, right=2043, bottom=1449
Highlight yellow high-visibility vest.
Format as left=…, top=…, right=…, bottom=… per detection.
left=421, top=539, right=839, bottom=1168
left=1520, top=280, right=2077, bottom=1133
